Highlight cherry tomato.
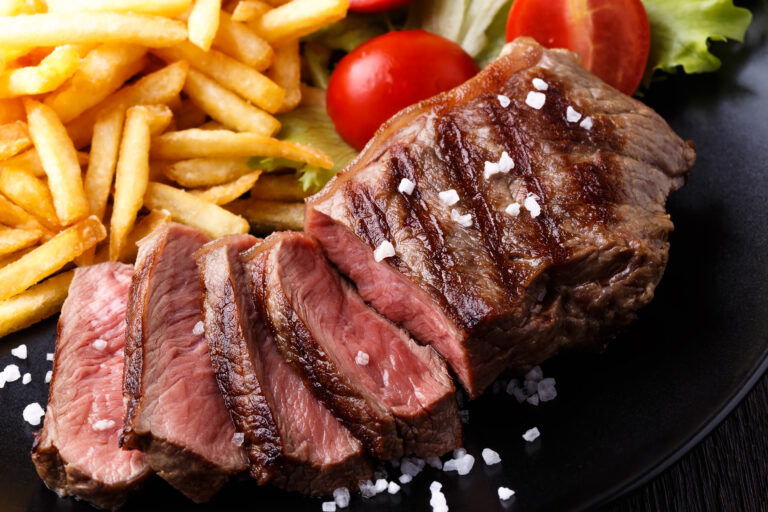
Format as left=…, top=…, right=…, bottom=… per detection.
left=349, top=0, right=414, bottom=13
left=505, top=0, right=650, bottom=95
left=327, top=30, right=479, bottom=150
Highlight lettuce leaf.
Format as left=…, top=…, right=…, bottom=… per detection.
left=640, top=0, right=752, bottom=85
left=473, top=0, right=512, bottom=68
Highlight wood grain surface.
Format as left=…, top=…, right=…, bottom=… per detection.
left=606, top=372, right=768, bottom=511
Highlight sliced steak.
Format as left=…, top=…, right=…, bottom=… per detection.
left=122, top=223, right=247, bottom=502
left=305, top=37, right=697, bottom=397
left=242, top=232, right=460, bottom=460
left=32, top=263, right=150, bottom=510
left=196, top=235, right=371, bottom=494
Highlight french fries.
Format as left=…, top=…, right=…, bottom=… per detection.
left=184, top=68, right=280, bottom=135
left=163, top=157, right=253, bottom=187
left=83, top=107, right=125, bottom=220
left=24, top=99, right=89, bottom=225
left=46, top=0, right=192, bottom=17
left=0, top=193, right=45, bottom=231
left=150, top=129, right=333, bottom=168
left=0, top=98, right=25, bottom=123
left=0, top=167, right=60, bottom=230
left=188, top=0, right=222, bottom=52
left=0, top=216, right=105, bottom=301
left=251, top=0, right=348, bottom=44
left=231, top=1, right=272, bottom=21
left=0, top=46, right=80, bottom=98
left=267, top=40, right=301, bottom=113
left=0, top=13, right=188, bottom=48
left=3, top=149, right=88, bottom=178
left=251, top=172, right=307, bottom=201
left=97, top=209, right=172, bottom=263
left=189, top=170, right=261, bottom=204
left=0, top=120, right=32, bottom=159
left=0, top=270, right=74, bottom=339
left=225, top=198, right=303, bottom=234
left=0, top=227, right=43, bottom=257
left=214, top=11, right=274, bottom=71
left=144, top=181, right=250, bottom=238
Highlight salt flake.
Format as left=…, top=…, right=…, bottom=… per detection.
left=532, top=78, right=549, bottom=91
left=438, top=189, right=460, bottom=206
left=22, top=373, right=31, bottom=385
left=321, top=502, right=336, bottom=512
left=524, top=194, right=542, bottom=218
left=92, top=339, right=107, bottom=350
left=451, top=209, right=473, bottom=227
left=23, top=403, right=45, bottom=426
left=93, top=419, right=115, bottom=431
left=45, top=370, right=52, bottom=383
left=398, top=178, right=415, bottom=195
left=481, top=448, right=501, bottom=465
left=11, top=344, right=27, bottom=359
left=498, top=487, right=515, bottom=500
left=505, top=203, right=521, bottom=217
left=580, top=116, right=594, bottom=130
left=387, top=481, right=400, bottom=494
left=333, top=487, right=350, bottom=508
left=526, top=91, right=546, bottom=109
left=523, top=427, right=541, bottom=442
left=566, top=106, right=582, bottom=123
left=497, top=94, right=511, bottom=107
left=373, top=241, right=395, bottom=262
left=192, top=321, right=204, bottom=336
left=355, top=350, right=369, bottom=366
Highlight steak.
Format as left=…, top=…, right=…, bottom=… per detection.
left=196, top=235, right=371, bottom=494
left=241, top=232, right=461, bottom=460
left=122, top=223, right=247, bottom=502
left=305, top=37, right=697, bottom=397
left=32, top=263, right=150, bottom=510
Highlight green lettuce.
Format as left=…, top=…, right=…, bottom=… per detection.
left=641, top=0, right=753, bottom=86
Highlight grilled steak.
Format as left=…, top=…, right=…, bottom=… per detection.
left=196, top=235, right=371, bottom=494
left=32, top=263, right=150, bottom=510
left=305, top=37, right=697, bottom=397
left=241, top=232, right=461, bottom=460
left=122, top=223, right=247, bottom=502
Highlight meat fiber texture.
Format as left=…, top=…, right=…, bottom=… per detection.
left=196, top=235, right=372, bottom=495
left=305, top=37, right=696, bottom=397
left=241, top=232, right=461, bottom=460
left=32, top=263, right=150, bottom=510
left=122, top=223, right=247, bottom=503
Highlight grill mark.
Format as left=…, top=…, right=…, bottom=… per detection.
left=568, top=154, right=620, bottom=224
left=342, top=184, right=404, bottom=271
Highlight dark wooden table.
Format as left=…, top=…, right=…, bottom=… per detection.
left=606, top=372, right=768, bottom=511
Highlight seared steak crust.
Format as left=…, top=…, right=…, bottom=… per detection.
left=306, top=37, right=696, bottom=397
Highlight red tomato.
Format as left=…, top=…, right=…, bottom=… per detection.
left=505, top=0, right=650, bottom=95
left=327, top=30, right=479, bottom=150
left=349, top=0, right=414, bottom=13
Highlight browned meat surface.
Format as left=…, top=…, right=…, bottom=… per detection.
left=122, top=223, right=247, bottom=502
left=241, top=232, right=461, bottom=460
left=305, top=37, right=696, bottom=397
left=196, top=235, right=372, bottom=494
left=32, top=263, right=150, bottom=510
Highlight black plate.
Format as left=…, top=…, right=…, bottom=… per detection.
left=2, top=4, right=767, bottom=511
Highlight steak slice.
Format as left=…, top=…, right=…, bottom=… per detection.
left=32, top=263, right=150, bottom=510
left=122, top=223, right=247, bottom=502
left=242, top=232, right=460, bottom=460
left=196, top=235, right=371, bottom=494
left=305, top=37, right=697, bottom=397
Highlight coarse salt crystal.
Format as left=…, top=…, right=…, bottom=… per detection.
left=399, top=473, right=413, bottom=484
left=523, top=427, right=540, bottom=442
left=46, top=352, right=54, bottom=361
left=11, top=344, right=27, bottom=359
left=333, top=487, right=350, bottom=508
left=526, top=394, right=540, bottom=406
left=388, top=481, right=400, bottom=494
left=426, top=456, right=443, bottom=469
left=505, top=203, right=521, bottom=217
left=438, top=189, right=460, bottom=206
left=45, top=370, right=52, bottom=383
left=580, top=116, right=594, bottom=130
left=430, top=481, right=443, bottom=493
left=497, top=94, right=511, bottom=107
left=93, top=419, right=115, bottom=431
left=526, top=91, right=546, bottom=109
left=532, top=78, right=549, bottom=91
left=453, top=448, right=466, bottom=458
left=23, top=402, right=45, bottom=426
left=373, top=241, right=395, bottom=262
left=398, top=178, right=415, bottom=195
left=524, top=194, right=541, bottom=218
left=430, top=487, right=448, bottom=512
left=538, top=378, right=557, bottom=402
left=359, top=480, right=376, bottom=498
left=92, top=339, right=107, bottom=350
left=524, top=379, right=539, bottom=394
left=525, top=366, right=543, bottom=382
left=481, top=448, right=501, bottom=465
left=22, top=373, right=31, bottom=385
left=192, top=321, right=204, bottom=336
left=355, top=350, right=369, bottom=366
left=485, top=151, right=515, bottom=179
left=450, top=209, right=473, bottom=227
left=400, top=458, right=423, bottom=477
left=232, top=432, right=245, bottom=446
left=498, top=487, right=515, bottom=500
left=374, top=478, right=388, bottom=494
left=456, top=453, right=475, bottom=475
left=566, top=106, right=582, bottom=123
left=321, top=502, right=336, bottom=512
left=3, top=364, right=20, bottom=382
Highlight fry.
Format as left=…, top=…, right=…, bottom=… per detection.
left=66, top=60, right=189, bottom=148
left=45, top=44, right=147, bottom=123
left=0, top=98, right=24, bottom=123
left=231, top=0, right=271, bottom=21
left=24, top=99, right=89, bottom=225
left=95, top=209, right=172, bottom=263
left=213, top=11, right=273, bottom=71
left=251, top=0, right=348, bottom=44
left=144, top=181, right=249, bottom=238
left=84, top=106, right=125, bottom=220
left=0, top=270, right=74, bottom=339
left=267, top=40, right=301, bottom=113
left=225, top=198, right=303, bottom=234
left=0, top=0, right=34, bottom=15
left=46, top=0, right=192, bottom=16
left=189, top=170, right=261, bottom=204
left=0, top=120, right=32, bottom=159
left=153, top=42, right=283, bottom=113
left=184, top=68, right=280, bottom=135
left=188, top=0, right=222, bottom=51
left=0, top=227, right=43, bottom=257
left=173, top=99, right=208, bottom=131
left=3, top=148, right=88, bottom=178
left=164, top=157, right=253, bottom=187
left=0, top=167, right=60, bottom=230
left=0, top=45, right=80, bottom=98
left=251, top=172, right=306, bottom=201
left=150, top=129, right=333, bottom=168
left=0, top=13, right=188, bottom=48
left=0, top=216, right=105, bottom=301
left=0, top=193, right=44, bottom=230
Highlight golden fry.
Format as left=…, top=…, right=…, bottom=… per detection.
left=0, top=120, right=32, bottom=159
left=250, top=0, right=348, bottom=44
left=189, top=170, right=261, bottom=204
left=0, top=45, right=80, bottom=98
left=267, top=40, right=301, bottom=113
left=0, top=167, right=60, bottom=230
left=144, top=181, right=250, bottom=238
left=214, top=11, right=273, bottom=71
left=0, top=227, right=43, bottom=257
left=3, top=148, right=88, bottom=178
left=251, top=172, right=307, bottom=201
left=164, top=157, right=252, bottom=187
left=0, top=270, right=74, bottom=339
left=46, top=0, right=192, bottom=16
left=231, top=0, right=271, bottom=21
left=0, top=193, right=45, bottom=230
left=84, top=106, right=125, bottom=220
left=24, top=99, right=89, bottom=225
left=225, top=198, right=303, bottom=234
left=0, top=98, right=25, bottom=123
left=188, top=0, right=222, bottom=51
left=95, top=209, right=172, bottom=263
left=0, top=216, right=105, bottom=301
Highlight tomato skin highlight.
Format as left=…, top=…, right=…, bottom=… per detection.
left=327, top=30, right=479, bottom=151
left=349, top=0, right=414, bottom=13
left=505, top=0, right=650, bottom=95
